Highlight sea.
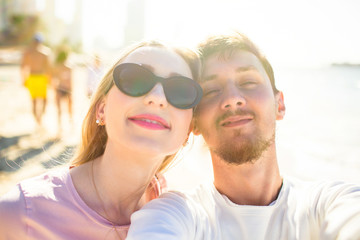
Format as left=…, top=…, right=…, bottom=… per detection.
left=166, top=65, right=360, bottom=190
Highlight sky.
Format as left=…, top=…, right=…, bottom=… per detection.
left=53, top=0, right=360, bottom=68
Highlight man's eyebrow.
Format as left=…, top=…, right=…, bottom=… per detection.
left=201, top=66, right=258, bottom=82
left=202, top=74, right=217, bottom=82
left=236, top=66, right=257, bottom=73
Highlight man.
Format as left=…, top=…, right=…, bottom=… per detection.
left=126, top=33, right=360, bottom=239
left=21, top=33, right=51, bottom=126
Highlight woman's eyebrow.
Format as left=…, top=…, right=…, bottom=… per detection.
left=140, top=63, right=154, bottom=71
left=141, top=63, right=182, bottom=77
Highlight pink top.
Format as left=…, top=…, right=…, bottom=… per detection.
left=0, top=167, right=166, bottom=239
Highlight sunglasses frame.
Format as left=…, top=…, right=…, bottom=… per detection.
left=113, top=63, right=203, bottom=109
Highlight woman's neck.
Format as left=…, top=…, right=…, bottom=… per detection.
left=72, top=142, right=164, bottom=225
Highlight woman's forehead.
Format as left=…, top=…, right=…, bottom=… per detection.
left=122, top=47, right=192, bottom=78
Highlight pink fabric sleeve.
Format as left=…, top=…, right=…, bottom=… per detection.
left=0, top=184, right=28, bottom=239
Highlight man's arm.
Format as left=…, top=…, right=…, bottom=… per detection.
left=127, top=192, right=198, bottom=240
left=318, top=181, right=360, bottom=239
left=20, top=51, right=29, bottom=86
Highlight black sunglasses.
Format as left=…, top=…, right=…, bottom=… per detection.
left=113, top=63, right=203, bottom=109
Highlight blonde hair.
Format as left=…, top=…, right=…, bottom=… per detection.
left=71, top=40, right=200, bottom=174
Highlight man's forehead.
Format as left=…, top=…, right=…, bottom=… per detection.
left=201, top=50, right=263, bottom=81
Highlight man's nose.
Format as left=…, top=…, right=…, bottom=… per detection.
left=220, top=81, right=246, bottom=110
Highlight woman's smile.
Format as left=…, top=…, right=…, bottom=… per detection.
left=128, top=113, right=171, bottom=130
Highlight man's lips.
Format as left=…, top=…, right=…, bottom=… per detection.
left=128, top=114, right=170, bottom=130
left=220, top=115, right=253, bottom=127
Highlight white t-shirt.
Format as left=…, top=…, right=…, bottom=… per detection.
left=127, top=177, right=360, bottom=240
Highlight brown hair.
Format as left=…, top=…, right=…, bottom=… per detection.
left=197, top=32, right=278, bottom=93
left=71, top=40, right=200, bottom=173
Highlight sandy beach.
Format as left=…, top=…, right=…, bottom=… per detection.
left=0, top=64, right=88, bottom=195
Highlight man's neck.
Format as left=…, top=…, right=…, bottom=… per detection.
left=211, top=146, right=282, bottom=206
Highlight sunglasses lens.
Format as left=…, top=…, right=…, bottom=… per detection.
left=114, top=63, right=202, bottom=109
left=165, top=78, right=199, bottom=109
left=114, top=64, right=154, bottom=96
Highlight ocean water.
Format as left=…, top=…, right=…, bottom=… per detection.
left=166, top=66, right=360, bottom=190
left=275, top=66, right=360, bottom=184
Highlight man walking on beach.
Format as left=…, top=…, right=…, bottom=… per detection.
left=21, top=33, right=51, bottom=126
left=127, top=32, right=360, bottom=239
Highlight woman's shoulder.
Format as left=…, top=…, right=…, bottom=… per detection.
left=0, top=167, right=72, bottom=216
left=3, top=167, right=70, bottom=202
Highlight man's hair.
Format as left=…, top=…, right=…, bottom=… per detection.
left=197, top=32, right=278, bottom=93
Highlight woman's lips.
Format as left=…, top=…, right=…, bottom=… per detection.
left=128, top=114, right=170, bottom=130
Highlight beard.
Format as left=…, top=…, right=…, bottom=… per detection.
left=210, top=128, right=275, bottom=165
left=196, top=109, right=276, bottom=165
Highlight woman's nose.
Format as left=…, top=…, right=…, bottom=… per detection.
left=143, top=83, right=168, bottom=108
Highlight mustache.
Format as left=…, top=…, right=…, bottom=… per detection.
left=215, top=109, right=255, bottom=126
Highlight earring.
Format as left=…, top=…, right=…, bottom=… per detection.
left=96, top=118, right=104, bottom=126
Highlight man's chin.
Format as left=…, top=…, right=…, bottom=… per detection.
left=211, top=135, right=274, bottom=165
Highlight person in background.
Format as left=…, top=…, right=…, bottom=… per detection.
left=52, top=49, right=73, bottom=132
left=0, top=40, right=202, bottom=239
left=127, top=32, right=360, bottom=240
left=21, top=33, right=51, bottom=126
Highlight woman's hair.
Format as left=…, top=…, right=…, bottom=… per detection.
left=197, top=32, right=278, bottom=93
left=71, top=40, right=200, bottom=174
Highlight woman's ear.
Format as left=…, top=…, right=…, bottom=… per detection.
left=96, top=98, right=106, bottom=124
left=275, top=91, right=286, bottom=120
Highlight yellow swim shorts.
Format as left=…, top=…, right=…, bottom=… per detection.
left=25, top=74, right=49, bottom=99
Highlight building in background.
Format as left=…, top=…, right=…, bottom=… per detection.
left=0, top=0, right=83, bottom=51
left=123, top=0, right=145, bottom=46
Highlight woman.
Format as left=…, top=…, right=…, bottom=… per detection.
left=0, top=41, right=202, bottom=239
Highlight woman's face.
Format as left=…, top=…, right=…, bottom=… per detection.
left=99, top=47, right=194, bottom=158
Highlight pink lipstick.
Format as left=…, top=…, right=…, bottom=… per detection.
left=128, top=114, right=170, bottom=130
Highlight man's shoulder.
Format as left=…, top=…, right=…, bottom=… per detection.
left=151, top=183, right=217, bottom=214
left=38, top=45, right=51, bottom=56
left=283, top=176, right=360, bottom=204
left=284, top=176, right=360, bottom=190
left=164, top=183, right=215, bottom=200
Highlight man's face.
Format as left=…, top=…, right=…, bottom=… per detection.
left=194, top=50, right=285, bottom=164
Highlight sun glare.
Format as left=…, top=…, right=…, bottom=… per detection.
left=78, top=0, right=360, bottom=67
